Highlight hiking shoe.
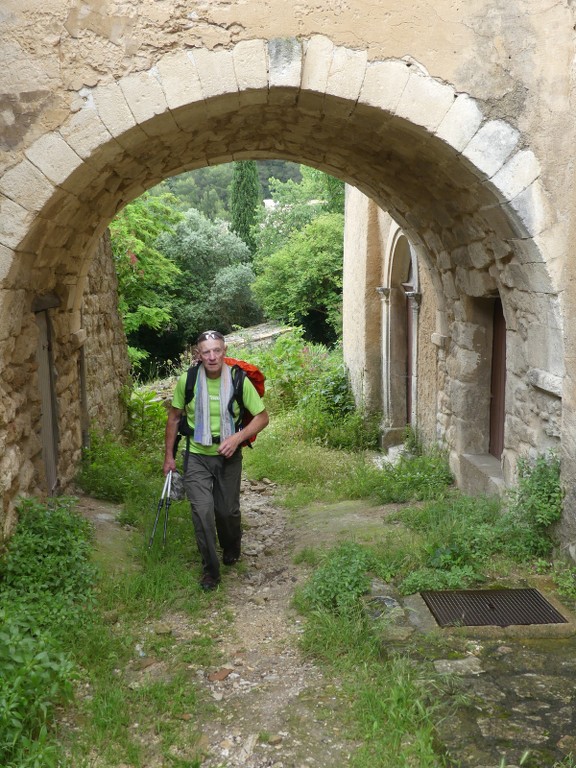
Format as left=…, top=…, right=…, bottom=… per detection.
left=200, top=573, right=220, bottom=592
left=223, top=547, right=240, bottom=566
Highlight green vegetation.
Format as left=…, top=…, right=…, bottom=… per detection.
left=0, top=497, right=94, bottom=767
left=109, top=191, right=183, bottom=370
left=295, top=544, right=450, bottom=767
left=5, top=328, right=571, bottom=767
left=230, top=160, right=261, bottom=253
left=253, top=212, right=344, bottom=343
left=111, top=163, right=345, bottom=378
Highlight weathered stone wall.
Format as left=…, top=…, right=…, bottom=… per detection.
left=415, top=259, right=437, bottom=446
left=82, top=231, right=131, bottom=436
left=342, top=186, right=386, bottom=413
left=0, top=231, right=129, bottom=538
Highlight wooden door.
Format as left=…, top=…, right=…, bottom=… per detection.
left=35, top=311, right=59, bottom=493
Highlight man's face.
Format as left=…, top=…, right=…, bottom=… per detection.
left=197, top=338, right=226, bottom=379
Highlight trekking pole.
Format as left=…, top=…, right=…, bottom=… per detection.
left=148, top=471, right=172, bottom=550
left=162, top=469, right=172, bottom=547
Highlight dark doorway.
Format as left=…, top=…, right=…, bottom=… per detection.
left=35, top=310, right=59, bottom=493
left=489, top=298, right=506, bottom=458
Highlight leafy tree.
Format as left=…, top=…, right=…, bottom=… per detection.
left=257, top=160, right=302, bottom=197
left=253, top=165, right=345, bottom=262
left=149, top=165, right=233, bottom=220
left=230, top=160, right=262, bottom=254
left=135, top=209, right=258, bottom=371
left=109, top=193, right=183, bottom=364
left=207, top=263, right=263, bottom=330
left=253, top=212, right=344, bottom=344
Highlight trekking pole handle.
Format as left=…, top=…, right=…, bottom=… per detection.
left=161, top=470, right=171, bottom=500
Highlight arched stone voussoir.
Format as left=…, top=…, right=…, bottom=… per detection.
left=268, top=37, right=303, bottom=105
left=506, top=179, right=555, bottom=240
left=434, top=92, right=484, bottom=153
left=0, top=195, right=36, bottom=252
left=323, top=46, right=368, bottom=113
left=0, top=158, right=57, bottom=215
left=92, top=80, right=151, bottom=151
left=191, top=47, right=239, bottom=102
left=357, top=58, right=412, bottom=115
left=461, top=118, right=520, bottom=180
left=24, top=133, right=86, bottom=196
left=118, top=69, right=181, bottom=138
left=394, top=68, right=457, bottom=133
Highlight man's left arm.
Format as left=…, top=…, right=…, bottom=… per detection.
left=217, top=378, right=269, bottom=458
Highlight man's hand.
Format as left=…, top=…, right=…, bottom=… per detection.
left=217, top=410, right=269, bottom=458
left=163, top=456, right=177, bottom=475
left=218, top=433, right=242, bottom=458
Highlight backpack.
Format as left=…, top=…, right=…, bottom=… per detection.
left=174, top=357, right=265, bottom=461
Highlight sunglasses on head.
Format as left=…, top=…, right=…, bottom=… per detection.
left=196, top=330, right=224, bottom=343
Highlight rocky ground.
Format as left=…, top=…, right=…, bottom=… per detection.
left=79, top=477, right=576, bottom=768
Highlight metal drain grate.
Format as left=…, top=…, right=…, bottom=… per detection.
left=420, top=588, right=567, bottom=628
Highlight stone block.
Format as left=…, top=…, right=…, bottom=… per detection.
left=0, top=245, right=14, bottom=282
left=0, top=288, right=26, bottom=340
left=500, top=261, right=554, bottom=293
left=528, top=368, right=563, bottom=397
left=301, top=35, right=334, bottom=95
left=451, top=320, right=482, bottom=351
left=0, top=195, right=35, bottom=250
left=492, top=149, right=541, bottom=201
left=441, top=270, right=458, bottom=299
left=119, top=69, right=180, bottom=136
left=435, top=93, right=484, bottom=152
left=467, top=241, right=493, bottom=269
left=191, top=48, right=239, bottom=101
left=24, top=133, right=82, bottom=188
left=233, top=39, right=268, bottom=93
left=455, top=266, right=496, bottom=296
left=58, top=104, right=114, bottom=162
left=358, top=59, right=411, bottom=113
left=524, top=324, right=565, bottom=374
left=0, top=159, right=55, bottom=213
left=395, top=71, right=455, bottom=132
left=156, top=51, right=204, bottom=111
left=268, top=37, right=302, bottom=89
left=93, top=81, right=148, bottom=146
left=462, top=119, right=519, bottom=178
left=509, top=180, right=554, bottom=238
left=326, top=46, right=368, bottom=102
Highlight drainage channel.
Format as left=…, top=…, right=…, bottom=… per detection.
left=420, top=588, right=568, bottom=628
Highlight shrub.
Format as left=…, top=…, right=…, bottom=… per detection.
left=502, top=452, right=563, bottom=558
left=77, top=431, right=158, bottom=503
left=375, top=452, right=454, bottom=503
left=0, top=609, right=74, bottom=768
left=0, top=497, right=97, bottom=632
left=0, top=497, right=96, bottom=767
left=297, top=542, right=373, bottom=616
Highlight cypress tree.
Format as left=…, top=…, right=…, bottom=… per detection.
left=230, top=160, right=261, bottom=255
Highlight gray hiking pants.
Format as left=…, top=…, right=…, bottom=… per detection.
left=183, top=449, right=243, bottom=579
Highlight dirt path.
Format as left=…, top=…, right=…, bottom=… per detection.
left=77, top=479, right=576, bottom=768
left=77, top=478, right=359, bottom=768
left=191, top=478, right=356, bottom=767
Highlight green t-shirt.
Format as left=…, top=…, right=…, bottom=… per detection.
left=172, top=368, right=265, bottom=455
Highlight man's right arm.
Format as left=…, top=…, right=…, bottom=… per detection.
left=163, top=406, right=183, bottom=475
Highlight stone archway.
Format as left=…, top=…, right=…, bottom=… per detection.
left=0, top=36, right=567, bottom=539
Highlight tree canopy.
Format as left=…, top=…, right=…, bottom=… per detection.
left=253, top=212, right=344, bottom=344
left=108, top=192, right=183, bottom=366
left=230, top=160, right=262, bottom=254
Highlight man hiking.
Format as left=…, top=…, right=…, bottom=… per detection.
left=163, top=330, right=269, bottom=591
